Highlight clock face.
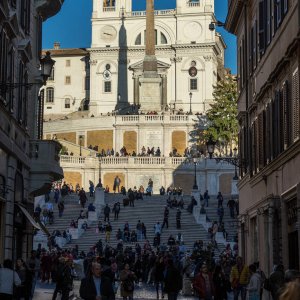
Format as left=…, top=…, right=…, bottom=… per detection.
left=183, top=22, right=202, bottom=40
left=103, top=70, right=112, bottom=80
left=100, top=25, right=117, bottom=42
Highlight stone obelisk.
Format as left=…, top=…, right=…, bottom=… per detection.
left=139, top=0, right=162, bottom=111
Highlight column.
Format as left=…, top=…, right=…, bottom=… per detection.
left=162, top=74, right=167, bottom=107
left=134, top=75, right=139, bottom=105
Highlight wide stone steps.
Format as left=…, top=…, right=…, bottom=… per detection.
left=39, top=192, right=237, bottom=257
left=64, top=194, right=208, bottom=253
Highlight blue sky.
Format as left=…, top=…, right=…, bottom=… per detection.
left=43, top=0, right=236, bottom=73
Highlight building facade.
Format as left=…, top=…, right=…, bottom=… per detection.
left=226, top=0, right=300, bottom=272
left=0, top=0, right=64, bottom=260
left=42, top=0, right=239, bottom=196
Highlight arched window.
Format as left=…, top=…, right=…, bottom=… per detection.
left=160, top=32, right=167, bottom=44
left=135, top=33, right=141, bottom=45
left=64, top=98, right=70, bottom=109
left=46, top=87, right=54, bottom=103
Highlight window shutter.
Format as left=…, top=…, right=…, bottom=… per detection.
left=259, top=1, right=265, bottom=56
left=282, top=81, right=290, bottom=149
left=265, top=104, right=271, bottom=163
left=292, top=69, right=299, bottom=141
left=255, top=118, right=260, bottom=172
left=258, top=113, right=264, bottom=169
left=251, top=124, right=256, bottom=175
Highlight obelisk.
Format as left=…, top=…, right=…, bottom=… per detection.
left=143, top=0, right=157, bottom=76
left=139, top=0, right=162, bottom=111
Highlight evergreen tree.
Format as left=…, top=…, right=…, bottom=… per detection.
left=191, top=74, right=238, bottom=155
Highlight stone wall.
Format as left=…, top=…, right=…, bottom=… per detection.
left=63, top=171, right=82, bottom=187
left=172, top=131, right=186, bottom=155
left=103, top=173, right=125, bottom=192
left=87, top=130, right=113, bottom=151
left=123, top=131, right=137, bottom=154
left=174, top=174, right=194, bottom=194
left=219, top=173, right=233, bottom=196
left=55, top=132, right=76, bottom=144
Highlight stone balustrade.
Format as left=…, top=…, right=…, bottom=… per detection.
left=115, top=114, right=195, bottom=125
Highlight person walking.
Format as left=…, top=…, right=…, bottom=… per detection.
left=193, top=263, right=215, bottom=300
left=162, top=206, right=169, bottom=229
left=247, top=264, right=261, bottom=300
left=113, top=176, right=121, bottom=193
left=120, top=263, right=136, bottom=300
left=105, top=222, right=112, bottom=243
left=230, top=256, right=249, bottom=300
left=268, top=264, right=285, bottom=300
left=80, top=262, right=115, bottom=300
left=89, top=180, right=94, bottom=197
left=79, top=188, right=88, bottom=208
left=164, top=259, right=182, bottom=300
left=154, top=256, right=165, bottom=299
left=0, top=259, right=21, bottom=300
left=217, top=192, right=224, bottom=208
left=113, top=202, right=120, bottom=220
left=213, top=265, right=227, bottom=300
left=15, top=258, right=32, bottom=300
left=54, top=188, right=60, bottom=204
left=104, top=204, right=111, bottom=222
left=204, top=190, right=210, bottom=207
left=217, top=206, right=224, bottom=225
left=227, top=199, right=236, bottom=219
left=26, top=250, right=40, bottom=299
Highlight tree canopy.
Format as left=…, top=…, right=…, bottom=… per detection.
left=190, top=74, right=238, bottom=156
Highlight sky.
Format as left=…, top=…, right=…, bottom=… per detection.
left=43, top=0, right=236, bottom=73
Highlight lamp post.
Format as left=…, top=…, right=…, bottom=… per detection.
left=189, top=92, right=193, bottom=114
left=79, top=135, right=83, bottom=156
left=206, top=136, right=243, bottom=180
left=193, top=157, right=198, bottom=190
left=0, top=51, right=55, bottom=92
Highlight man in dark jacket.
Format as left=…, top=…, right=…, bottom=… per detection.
left=164, top=259, right=182, bottom=300
left=80, top=262, right=115, bottom=300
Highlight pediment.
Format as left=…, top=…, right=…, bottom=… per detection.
left=129, top=59, right=171, bottom=71
left=4, top=12, right=19, bottom=38
left=18, top=39, right=33, bottom=62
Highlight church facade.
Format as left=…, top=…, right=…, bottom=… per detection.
left=43, top=0, right=236, bottom=194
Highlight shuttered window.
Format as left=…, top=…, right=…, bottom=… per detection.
left=258, top=113, right=264, bottom=169
left=292, top=69, right=299, bottom=141
left=282, top=81, right=291, bottom=149
left=258, top=1, right=265, bottom=56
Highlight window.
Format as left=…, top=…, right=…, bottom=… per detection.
left=104, top=81, right=112, bottom=93
left=48, top=67, right=54, bottom=81
left=46, top=87, right=54, bottom=103
left=135, top=33, right=141, bottom=45
left=190, top=78, right=198, bottom=91
left=64, top=98, right=71, bottom=109
left=66, top=60, right=71, bottom=67
left=160, top=32, right=167, bottom=44
left=65, top=76, right=71, bottom=85
left=20, top=0, right=30, bottom=34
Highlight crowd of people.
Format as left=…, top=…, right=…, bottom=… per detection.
left=1, top=239, right=299, bottom=300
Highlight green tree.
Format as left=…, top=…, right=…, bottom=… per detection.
left=191, top=74, right=238, bottom=155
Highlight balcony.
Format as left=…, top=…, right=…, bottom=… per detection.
left=29, top=140, right=63, bottom=196
left=35, top=0, right=65, bottom=21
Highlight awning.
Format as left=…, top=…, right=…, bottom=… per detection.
left=16, top=204, right=43, bottom=231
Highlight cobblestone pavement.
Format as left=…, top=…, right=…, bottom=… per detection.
left=34, top=280, right=198, bottom=300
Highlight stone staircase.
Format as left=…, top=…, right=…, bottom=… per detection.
left=35, top=192, right=238, bottom=256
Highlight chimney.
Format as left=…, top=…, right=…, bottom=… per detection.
left=53, top=42, right=60, bottom=49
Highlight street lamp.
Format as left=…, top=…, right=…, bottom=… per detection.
left=206, top=136, right=243, bottom=180
left=79, top=135, right=83, bottom=156
left=193, top=157, right=198, bottom=190
left=189, top=92, right=192, bottom=114
left=0, top=51, right=55, bottom=92
left=209, top=20, right=225, bottom=31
